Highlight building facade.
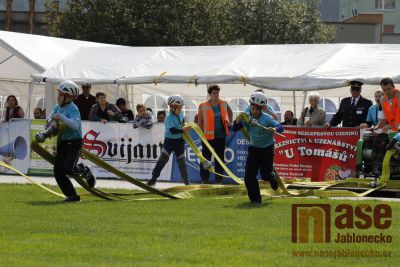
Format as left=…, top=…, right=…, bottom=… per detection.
left=0, top=0, right=67, bottom=35
left=339, top=0, right=400, bottom=33
left=319, top=0, right=400, bottom=43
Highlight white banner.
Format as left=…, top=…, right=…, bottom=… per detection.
left=0, top=120, right=30, bottom=174
left=80, top=122, right=172, bottom=180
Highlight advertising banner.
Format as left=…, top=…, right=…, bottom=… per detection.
left=0, top=120, right=30, bottom=174
left=80, top=122, right=172, bottom=180
left=170, top=130, right=249, bottom=183
left=24, top=120, right=360, bottom=183
left=274, top=126, right=360, bottom=181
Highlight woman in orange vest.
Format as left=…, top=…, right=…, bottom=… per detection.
left=198, top=85, right=233, bottom=184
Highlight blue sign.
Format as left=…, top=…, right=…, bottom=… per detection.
left=170, top=130, right=249, bottom=183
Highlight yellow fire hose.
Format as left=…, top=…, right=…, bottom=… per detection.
left=0, top=118, right=389, bottom=201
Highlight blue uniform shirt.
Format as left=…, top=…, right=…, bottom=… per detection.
left=366, top=104, right=379, bottom=126
left=211, top=103, right=226, bottom=139
left=241, top=112, right=279, bottom=148
left=49, top=102, right=82, bottom=140
left=164, top=111, right=185, bottom=139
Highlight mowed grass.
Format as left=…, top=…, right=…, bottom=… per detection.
left=0, top=184, right=399, bottom=267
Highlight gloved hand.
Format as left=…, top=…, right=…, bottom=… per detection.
left=386, top=138, right=397, bottom=151
left=35, top=132, right=46, bottom=143
left=249, top=118, right=258, bottom=127
left=35, top=122, right=59, bottom=143
left=202, top=160, right=212, bottom=170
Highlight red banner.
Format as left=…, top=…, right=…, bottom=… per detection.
left=274, top=126, right=360, bottom=182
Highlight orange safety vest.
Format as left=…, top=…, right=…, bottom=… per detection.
left=199, top=99, right=230, bottom=140
left=381, top=89, right=400, bottom=131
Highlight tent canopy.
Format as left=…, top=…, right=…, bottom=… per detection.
left=33, top=43, right=400, bottom=90
left=0, top=30, right=118, bottom=95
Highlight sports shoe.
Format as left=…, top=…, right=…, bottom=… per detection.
left=269, top=172, right=279, bottom=191
left=63, top=195, right=80, bottom=202
left=81, top=165, right=96, bottom=188
left=147, top=179, right=156, bottom=186
left=215, top=178, right=223, bottom=185
left=183, top=178, right=191, bottom=186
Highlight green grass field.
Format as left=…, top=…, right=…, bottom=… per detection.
left=0, top=184, right=398, bottom=267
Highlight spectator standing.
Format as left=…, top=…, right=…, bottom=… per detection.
left=157, top=110, right=166, bottom=122
left=74, top=83, right=96, bottom=120
left=371, top=78, right=399, bottom=131
left=325, top=81, right=372, bottom=128
left=360, top=90, right=384, bottom=128
left=281, top=110, right=298, bottom=125
left=3, top=95, right=24, bottom=122
left=88, top=92, right=122, bottom=123
left=116, top=98, right=134, bottom=122
left=33, top=107, right=46, bottom=119
left=297, top=92, right=326, bottom=127
left=198, top=85, right=233, bottom=184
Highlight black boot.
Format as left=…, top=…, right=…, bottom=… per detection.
left=81, top=165, right=96, bottom=188
left=63, top=195, right=80, bottom=202
left=147, top=178, right=157, bottom=186
left=269, top=172, right=279, bottom=191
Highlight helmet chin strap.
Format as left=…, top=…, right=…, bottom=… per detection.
left=59, top=94, right=72, bottom=107
left=170, top=104, right=178, bottom=114
left=251, top=104, right=262, bottom=118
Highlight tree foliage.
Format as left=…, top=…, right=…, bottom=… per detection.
left=43, top=0, right=335, bottom=46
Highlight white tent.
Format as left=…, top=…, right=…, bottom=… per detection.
left=0, top=31, right=118, bottom=117
left=33, top=43, right=400, bottom=90
left=31, top=43, right=397, bottom=120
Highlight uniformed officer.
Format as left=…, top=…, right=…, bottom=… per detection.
left=325, top=81, right=372, bottom=128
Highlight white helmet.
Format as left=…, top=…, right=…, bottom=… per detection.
left=167, top=94, right=185, bottom=106
left=59, top=80, right=80, bottom=97
left=249, top=92, right=268, bottom=107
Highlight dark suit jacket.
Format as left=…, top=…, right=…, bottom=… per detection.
left=330, top=96, right=372, bottom=127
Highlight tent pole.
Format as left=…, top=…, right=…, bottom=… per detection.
left=301, top=90, right=308, bottom=112
left=26, top=80, right=34, bottom=119
left=45, top=82, right=55, bottom=118
left=115, top=83, right=121, bottom=102
left=292, top=90, right=296, bottom=118
left=129, top=84, right=132, bottom=110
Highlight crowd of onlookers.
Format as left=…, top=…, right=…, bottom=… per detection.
left=279, top=80, right=381, bottom=129
left=0, top=80, right=386, bottom=130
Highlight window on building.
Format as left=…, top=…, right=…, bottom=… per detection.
left=228, top=98, right=248, bottom=119
left=144, top=95, right=168, bottom=121
left=318, top=98, right=337, bottom=123
left=375, top=0, right=396, bottom=10
left=267, top=98, right=282, bottom=122
left=383, top=25, right=395, bottom=33
left=12, top=1, right=29, bottom=12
